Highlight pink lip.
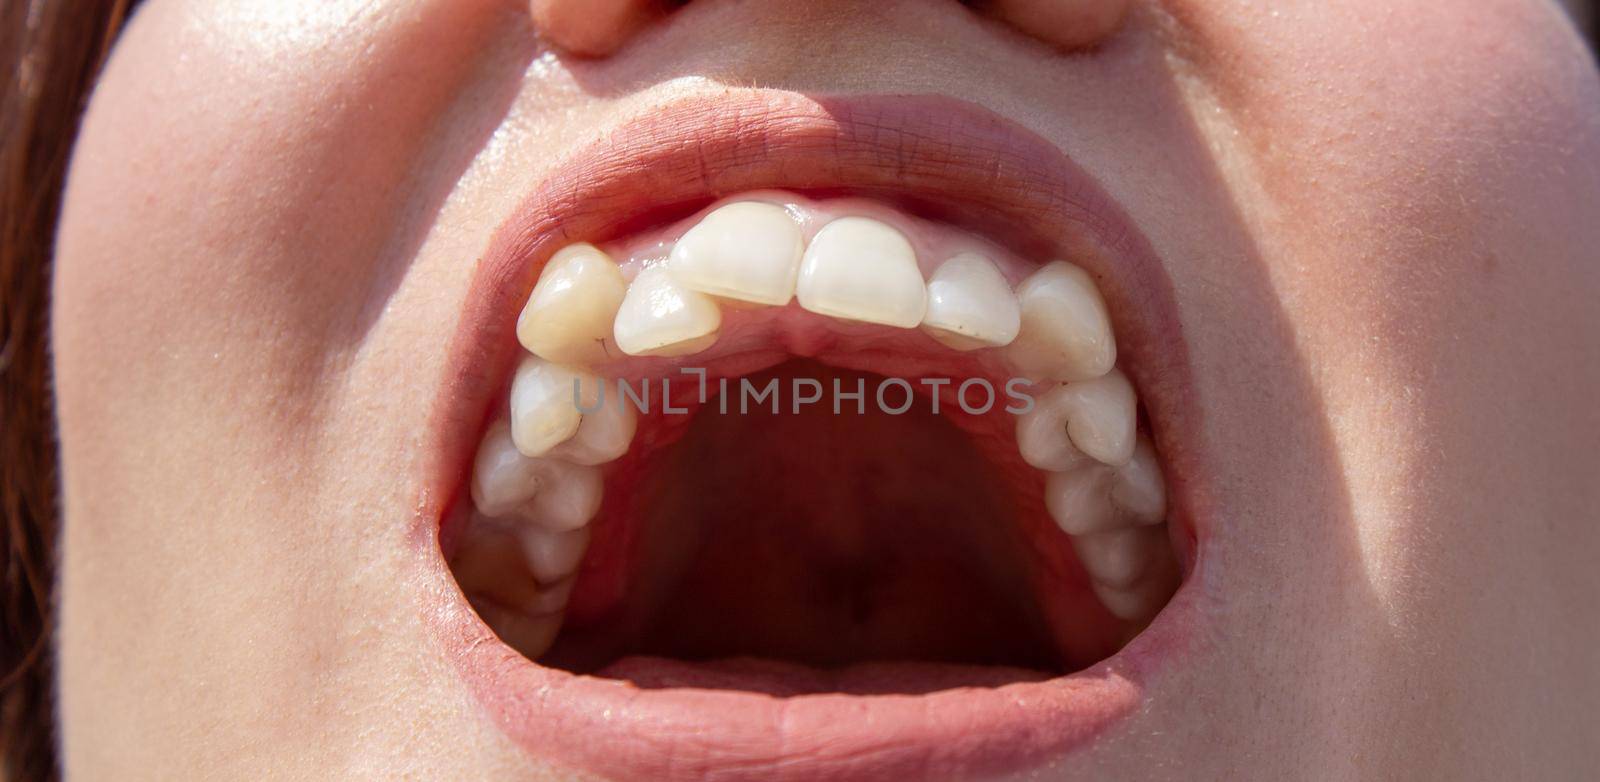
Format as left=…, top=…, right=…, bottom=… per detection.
left=420, top=90, right=1208, bottom=781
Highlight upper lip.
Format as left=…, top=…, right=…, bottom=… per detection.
left=421, top=88, right=1206, bottom=781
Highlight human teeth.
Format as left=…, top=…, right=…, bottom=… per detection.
left=471, top=422, right=540, bottom=516
left=518, top=526, right=591, bottom=583
left=1044, top=466, right=1117, bottom=536
left=1004, top=261, right=1116, bottom=382
left=509, top=358, right=599, bottom=458
left=796, top=217, right=927, bottom=328
left=668, top=201, right=804, bottom=306
left=1059, top=370, right=1137, bottom=466
left=471, top=422, right=604, bottom=524
left=1016, top=385, right=1092, bottom=472
left=613, top=266, right=722, bottom=357
left=920, top=252, right=1022, bottom=350
left=1092, top=580, right=1168, bottom=622
left=549, top=379, right=637, bottom=465
left=515, top=460, right=603, bottom=532
left=1110, top=436, right=1166, bottom=523
left=472, top=600, right=563, bottom=659
left=517, top=243, right=628, bottom=366
left=1071, top=526, right=1166, bottom=589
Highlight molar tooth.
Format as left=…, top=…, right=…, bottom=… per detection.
left=920, top=252, right=1022, bottom=350
left=509, top=358, right=599, bottom=458
left=1060, top=369, right=1137, bottom=466
left=518, top=526, right=591, bottom=583
left=472, top=600, right=563, bottom=660
left=1070, top=526, right=1165, bottom=589
left=796, top=217, right=927, bottom=328
left=1111, top=436, right=1166, bottom=524
left=549, top=379, right=637, bottom=465
left=613, top=266, right=722, bottom=357
left=530, top=577, right=576, bottom=615
left=1004, top=261, right=1116, bottom=381
left=668, top=201, right=804, bottom=305
left=517, top=243, right=627, bottom=366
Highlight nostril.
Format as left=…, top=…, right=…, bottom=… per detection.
left=529, top=0, right=667, bottom=57
left=976, top=0, right=1132, bottom=52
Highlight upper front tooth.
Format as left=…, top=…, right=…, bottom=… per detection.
left=796, top=217, right=927, bottom=328
left=517, top=244, right=628, bottom=366
left=668, top=201, right=804, bottom=306
left=1056, top=369, right=1137, bottom=466
left=549, top=379, right=638, bottom=465
left=1004, top=261, right=1116, bottom=382
left=613, top=266, right=722, bottom=357
left=510, top=358, right=599, bottom=458
left=920, top=252, right=1022, bottom=350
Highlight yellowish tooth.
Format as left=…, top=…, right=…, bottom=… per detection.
left=517, top=243, right=627, bottom=366
left=613, top=266, right=722, bottom=357
left=1059, top=369, right=1137, bottom=466
left=920, top=252, right=1021, bottom=350
left=516, top=459, right=603, bottom=532
left=518, top=525, right=591, bottom=583
left=530, top=577, right=576, bottom=615
left=549, top=379, right=638, bottom=465
left=1003, top=261, right=1116, bottom=382
left=471, top=600, right=563, bottom=659
left=471, top=421, right=541, bottom=518
left=668, top=201, right=804, bottom=305
left=509, top=358, right=599, bottom=458
left=1070, top=526, right=1165, bottom=589
left=1111, top=436, right=1166, bottom=524
left=796, top=217, right=927, bottom=328
left=1044, top=465, right=1117, bottom=536
left=1091, top=555, right=1178, bottom=623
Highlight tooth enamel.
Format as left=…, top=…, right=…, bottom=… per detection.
left=796, top=217, right=927, bottom=328
left=668, top=201, right=804, bottom=305
left=613, top=266, right=723, bottom=357
left=1111, top=436, right=1166, bottom=524
left=470, top=422, right=605, bottom=525
left=920, top=252, right=1022, bottom=350
left=549, top=379, right=637, bottom=465
left=517, top=243, right=628, bottom=366
left=1092, top=580, right=1166, bottom=622
left=518, top=525, right=591, bottom=583
left=451, top=526, right=543, bottom=606
left=515, top=459, right=603, bottom=532
left=1059, top=369, right=1137, bottom=466
left=509, top=358, right=599, bottom=458
left=1016, top=385, right=1093, bottom=472
left=1044, top=465, right=1118, bottom=536
left=1071, top=526, right=1164, bottom=589
left=1004, top=261, right=1116, bottom=381
left=530, top=577, right=576, bottom=615
left=471, top=600, right=563, bottom=659
left=471, top=422, right=540, bottom=517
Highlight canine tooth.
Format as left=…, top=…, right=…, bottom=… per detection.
left=510, top=358, right=598, bottom=458
left=1111, top=436, right=1166, bottom=524
left=1004, top=261, right=1116, bottom=381
left=1071, top=526, right=1165, bottom=589
left=472, top=600, right=563, bottom=659
left=518, top=526, right=591, bottom=583
left=920, top=252, right=1022, bottom=350
left=549, top=380, right=637, bottom=465
left=517, top=243, right=627, bottom=366
left=668, top=201, right=804, bottom=305
left=613, top=266, right=722, bottom=357
left=796, top=217, right=927, bottom=328
left=516, top=460, right=604, bottom=532
left=1044, top=465, right=1118, bottom=536
left=1060, top=369, right=1137, bottom=466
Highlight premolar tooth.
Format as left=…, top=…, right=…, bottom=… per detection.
left=613, top=266, right=722, bottom=357
left=471, top=600, right=563, bottom=660
left=1004, top=261, right=1116, bottom=381
left=517, top=243, right=627, bottom=366
left=920, top=252, right=1021, bottom=350
left=668, top=201, right=804, bottom=305
left=796, top=217, right=927, bottom=328
left=516, top=460, right=603, bottom=532
left=1044, top=465, right=1118, bottom=536
left=518, top=526, right=591, bottom=583
left=1071, top=526, right=1165, bottom=589
left=1060, top=369, right=1137, bottom=466
left=509, top=358, right=599, bottom=458
left=471, top=422, right=541, bottom=517
left=1016, top=385, right=1093, bottom=472
left=550, top=379, right=637, bottom=465
left=1111, top=436, right=1166, bottom=524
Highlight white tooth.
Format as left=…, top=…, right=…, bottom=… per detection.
left=668, top=201, right=804, bottom=306
left=920, top=252, right=1021, bottom=350
left=518, top=525, right=591, bottom=583
left=549, top=379, right=638, bottom=465
left=613, top=266, right=722, bottom=357
left=1071, top=526, right=1164, bottom=589
left=1003, top=261, right=1116, bottom=382
left=1091, top=581, right=1162, bottom=622
left=1111, top=436, right=1166, bottom=524
left=471, top=421, right=542, bottom=517
left=1044, top=465, right=1118, bottom=536
left=1016, top=385, right=1093, bottom=472
left=471, top=599, right=563, bottom=659
left=515, top=460, right=603, bottom=532
left=509, top=358, right=599, bottom=458
left=517, top=243, right=628, bottom=366
left=796, top=217, right=927, bottom=328
left=1060, top=369, right=1137, bottom=466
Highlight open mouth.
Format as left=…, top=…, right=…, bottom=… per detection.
left=425, top=90, right=1204, bottom=781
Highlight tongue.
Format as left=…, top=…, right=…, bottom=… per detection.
left=553, top=361, right=1062, bottom=672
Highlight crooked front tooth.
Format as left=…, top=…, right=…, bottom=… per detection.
left=510, top=358, right=599, bottom=458
left=517, top=244, right=628, bottom=366
left=613, top=266, right=722, bottom=357
left=920, top=252, right=1021, bottom=350
left=796, top=217, right=927, bottom=328
left=1004, top=261, right=1116, bottom=382
left=549, top=379, right=637, bottom=465
left=518, top=525, right=591, bottom=583
left=668, top=201, right=804, bottom=306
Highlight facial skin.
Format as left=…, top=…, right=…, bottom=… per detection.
left=52, top=0, right=1600, bottom=778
